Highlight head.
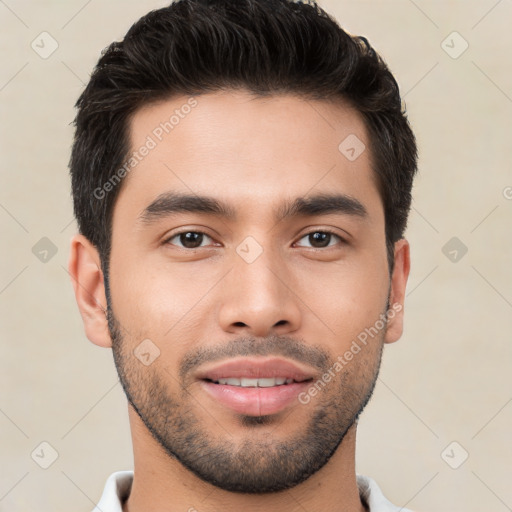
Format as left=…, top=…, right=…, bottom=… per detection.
left=68, top=0, right=416, bottom=494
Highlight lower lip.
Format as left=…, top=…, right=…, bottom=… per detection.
left=200, top=380, right=311, bottom=416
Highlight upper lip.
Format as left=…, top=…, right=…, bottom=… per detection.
left=196, top=357, right=316, bottom=382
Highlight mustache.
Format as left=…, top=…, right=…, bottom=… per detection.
left=179, top=334, right=331, bottom=380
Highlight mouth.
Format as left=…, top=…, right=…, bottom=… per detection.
left=196, top=357, right=315, bottom=416
left=196, top=356, right=315, bottom=382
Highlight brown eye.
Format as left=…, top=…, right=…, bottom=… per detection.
left=166, top=231, right=213, bottom=249
left=295, top=230, right=344, bottom=249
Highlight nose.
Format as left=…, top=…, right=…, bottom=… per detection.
left=217, top=245, right=302, bottom=338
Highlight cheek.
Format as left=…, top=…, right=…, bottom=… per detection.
left=296, top=254, right=389, bottom=347
left=109, top=253, right=220, bottom=341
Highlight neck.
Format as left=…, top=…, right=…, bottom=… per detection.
left=123, top=404, right=366, bottom=512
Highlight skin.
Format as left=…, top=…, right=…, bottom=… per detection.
left=68, top=90, right=410, bottom=512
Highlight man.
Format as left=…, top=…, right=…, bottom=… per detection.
left=68, top=0, right=417, bottom=510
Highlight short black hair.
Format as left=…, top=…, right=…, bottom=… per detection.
left=69, top=0, right=417, bottom=279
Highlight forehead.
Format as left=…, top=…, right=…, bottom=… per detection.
left=113, top=90, right=382, bottom=226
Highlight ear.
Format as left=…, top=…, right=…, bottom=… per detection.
left=68, top=234, right=112, bottom=348
left=384, top=238, right=411, bottom=344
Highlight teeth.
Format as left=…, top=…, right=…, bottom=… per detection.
left=241, top=378, right=258, bottom=387
left=215, top=377, right=295, bottom=387
left=258, top=378, right=278, bottom=387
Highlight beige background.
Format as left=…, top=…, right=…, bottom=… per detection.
left=1, top=1, right=511, bottom=511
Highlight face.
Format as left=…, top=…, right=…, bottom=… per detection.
left=100, top=91, right=406, bottom=493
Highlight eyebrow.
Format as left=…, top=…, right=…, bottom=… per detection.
left=137, top=191, right=368, bottom=225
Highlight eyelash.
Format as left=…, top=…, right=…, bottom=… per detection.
left=163, top=229, right=346, bottom=250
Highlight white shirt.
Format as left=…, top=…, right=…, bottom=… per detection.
left=91, top=471, right=413, bottom=512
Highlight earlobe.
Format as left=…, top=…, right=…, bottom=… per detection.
left=384, top=239, right=411, bottom=344
left=68, top=234, right=112, bottom=348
